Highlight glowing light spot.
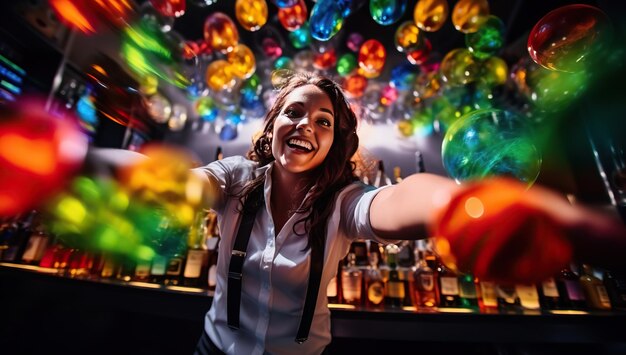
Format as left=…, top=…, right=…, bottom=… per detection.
left=464, top=196, right=484, bottom=218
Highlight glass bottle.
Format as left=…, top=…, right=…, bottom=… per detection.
left=373, top=160, right=392, bottom=187
left=183, top=210, right=210, bottom=287
left=477, top=279, right=498, bottom=312
left=579, top=264, right=611, bottom=310
left=515, top=284, right=541, bottom=311
left=496, top=283, right=521, bottom=314
left=384, top=244, right=406, bottom=308
left=341, top=253, right=363, bottom=306
left=603, top=270, right=626, bottom=311
left=350, top=239, right=369, bottom=266
left=458, top=273, right=479, bottom=310
left=555, top=266, right=587, bottom=310
left=436, top=257, right=460, bottom=308
left=537, top=277, right=562, bottom=310
left=364, top=244, right=385, bottom=309
left=412, top=246, right=437, bottom=310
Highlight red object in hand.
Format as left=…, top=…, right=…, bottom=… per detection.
left=431, top=178, right=573, bottom=284
left=0, top=99, right=88, bottom=217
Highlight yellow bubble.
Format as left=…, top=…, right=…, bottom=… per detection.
left=414, top=0, right=449, bottom=32
left=235, top=0, right=268, bottom=31
left=227, top=43, right=256, bottom=79
left=206, top=60, right=236, bottom=91
left=452, top=0, right=489, bottom=34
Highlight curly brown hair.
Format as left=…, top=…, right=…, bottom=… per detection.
left=240, top=71, right=360, bottom=251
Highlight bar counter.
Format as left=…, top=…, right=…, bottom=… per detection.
left=1, top=263, right=625, bottom=354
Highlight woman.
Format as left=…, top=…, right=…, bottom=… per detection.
left=193, top=72, right=626, bottom=354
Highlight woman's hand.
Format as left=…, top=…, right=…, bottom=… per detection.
left=431, top=178, right=626, bottom=284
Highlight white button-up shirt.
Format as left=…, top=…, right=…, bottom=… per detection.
left=195, top=156, right=390, bottom=355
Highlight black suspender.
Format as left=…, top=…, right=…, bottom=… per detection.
left=226, top=183, right=325, bottom=344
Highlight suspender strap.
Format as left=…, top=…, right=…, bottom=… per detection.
left=227, top=185, right=264, bottom=330
left=295, top=238, right=325, bottom=344
left=226, top=182, right=325, bottom=343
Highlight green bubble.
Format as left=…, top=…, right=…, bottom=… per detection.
left=466, top=16, right=505, bottom=60
left=336, top=53, right=357, bottom=77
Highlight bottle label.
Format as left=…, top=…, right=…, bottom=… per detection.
left=564, top=280, right=585, bottom=301
left=166, top=258, right=183, bottom=276
left=596, top=285, right=611, bottom=306
left=542, top=278, right=560, bottom=298
left=516, top=284, right=540, bottom=309
left=342, top=272, right=362, bottom=302
left=135, top=261, right=151, bottom=278
left=21, top=235, right=44, bottom=262
left=418, top=273, right=434, bottom=292
left=386, top=280, right=405, bottom=298
left=480, top=282, right=498, bottom=307
left=150, top=255, right=167, bottom=276
left=184, top=250, right=205, bottom=278
left=440, top=276, right=459, bottom=295
left=367, top=280, right=384, bottom=305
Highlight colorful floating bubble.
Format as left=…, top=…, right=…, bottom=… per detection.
left=347, top=32, right=364, bottom=52
left=195, top=97, right=219, bottom=122
left=278, top=0, right=308, bottom=31
left=271, top=0, right=299, bottom=8
left=206, top=60, right=237, bottom=91
left=358, top=39, right=386, bottom=77
left=479, top=56, right=508, bottom=87
left=168, top=104, right=188, bottom=131
left=442, top=109, right=541, bottom=186
left=527, top=4, right=612, bottom=73
left=144, top=93, right=172, bottom=124
left=380, top=85, right=399, bottom=106
left=313, top=48, right=338, bottom=70
left=466, top=15, right=505, bottom=60
left=451, top=0, right=489, bottom=34
left=204, top=12, right=239, bottom=53
left=390, top=63, right=417, bottom=90
left=336, top=53, right=358, bottom=77
left=227, top=43, right=256, bottom=79
left=289, top=23, right=312, bottom=49
left=370, top=0, right=407, bottom=26
left=150, top=0, right=186, bottom=18
left=235, top=0, right=268, bottom=32
left=309, top=0, right=344, bottom=41
left=343, top=74, right=368, bottom=99
left=406, top=37, right=432, bottom=65
left=0, top=99, right=88, bottom=217
left=274, top=56, right=295, bottom=71
left=262, top=37, right=283, bottom=59
left=219, top=123, right=238, bottom=141
left=440, top=48, right=479, bottom=86
left=394, top=21, right=422, bottom=53
left=413, top=0, right=448, bottom=32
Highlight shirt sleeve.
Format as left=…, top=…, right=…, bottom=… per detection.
left=340, top=182, right=399, bottom=244
left=191, top=155, right=253, bottom=214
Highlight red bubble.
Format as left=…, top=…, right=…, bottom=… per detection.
left=313, top=48, right=337, bottom=70
left=278, top=0, right=308, bottom=31
left=150, top=0, right=186, bottom=18
left=0, top=99, right=88, bottom=217
left=342, top=74, right=368, bottom=99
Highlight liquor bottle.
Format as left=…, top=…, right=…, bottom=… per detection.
left=579, top=264, right=611, bottom=310
left=384, top=244, right=406, bottom=308
left=183, top=210, right=210, bottom=287
left=412, top=246, right=437, bottom=310
left=393, top=166, right=403, bottom=183
left=364, top=244, right=385, bottom=309
left=396, top=240, right=415, bottom=268
left=458, top=273, right=479, bottom=310
left=21, top=214, right=50, bottom=265
left=327, top=259, right=342, bottom=304
left=149, top=254, right=168, bottom=284
left=603, top=270, right=626, bottom=311
left=555, top=266, right=587, bottom=310
left=116, top=257, right=136, bottom=282
left=373, top=160, right=392, bottom=187
left=537, top=277, right=562, bottom=310
left=350, top=239, right=369, bottom=266
left=164, top=253, right=185, bottom=286
left=436, top=258, right=461, bottom=308
left=133, top=258, right=152, bottom=282
left=477, top=280, right=498, bottom=312
left=68, top=250, right=94, bottom=278
left=100, top=254, right=118, bottom=279
left=341, top=253, right=363, bottom=306
left=496, top=284, right=521, bottom=314
left=2, top=211, right=34, bottom=262
left=515, top=284, right=541, bottom=311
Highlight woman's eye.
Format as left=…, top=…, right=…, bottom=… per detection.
left=284, top=109, right=300, bottom=118
left=318, top=119, right=331, bottom=127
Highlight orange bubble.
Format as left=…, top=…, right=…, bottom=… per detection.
left=342, top=74, right=368, bottom=99
left=204, top=12, right=239, bottom=53
left=227, top=43, right=256, bottom=79
left=414, top=0, right=449, bottom=32
left=394, top=21, right=421, bottom=52
left=206, top=60, right=236, bottom=91
left=358, top=39, right=386, bottom=76
left=278, top=0, right=308, bottom=31
left=452, top=0, right=489, bottom=34
left=235, top=0, right=268, bottom=31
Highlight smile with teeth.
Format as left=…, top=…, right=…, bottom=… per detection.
left=286, top=138, right=313, bottom=152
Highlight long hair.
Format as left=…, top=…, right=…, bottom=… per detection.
left=241, top=72, right=359, bottom=251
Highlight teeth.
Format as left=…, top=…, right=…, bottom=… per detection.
left=288, top=138, right=312, bottom=151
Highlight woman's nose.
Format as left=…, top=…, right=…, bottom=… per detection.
left=295, top=116, right=313, bottom=132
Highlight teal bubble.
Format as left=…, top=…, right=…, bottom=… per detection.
left=274, top=56, right=295, bottom=71
left=289, top=23, right=312, bottom=49
left=466, top=16, right=505, bottom=60
left=336, top=53, right=357, bottom=76
left=442, top=109, right=542, bottom=186
left=370, top=0, right=407, bottom=26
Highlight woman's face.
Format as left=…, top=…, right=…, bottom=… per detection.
left=271, top=84, right=335, bottom=175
